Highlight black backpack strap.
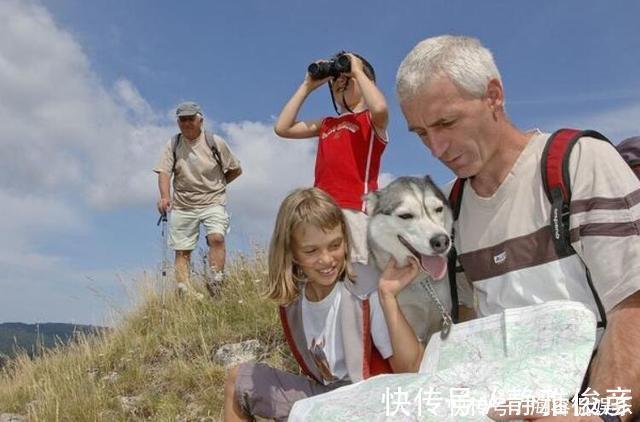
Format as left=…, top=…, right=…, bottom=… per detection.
left=447, top=249, right=459, bottom=323
left=446, top=178, right=466, bottom=323
left=204, top=132, right=226, bottom=182
left=449, top=178, right=466, bottom=221
left=541, top=128, right=611, bottom=329
left=204, top=131, right=223, bottom=166
left=170, top=133, right=181, bottom=174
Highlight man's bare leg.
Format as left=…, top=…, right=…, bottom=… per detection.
left=174, top=250, right=204, bottom=299
left=205, top=233, right=226, bottom=296
left=207, top=233, right=226, bottom=272
left=175, top=250, right=192, bottom=284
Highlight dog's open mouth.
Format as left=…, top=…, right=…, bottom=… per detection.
left=397, top=235, right=447, bottom=280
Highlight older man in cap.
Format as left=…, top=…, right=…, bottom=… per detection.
left=154, top=101, right=242, bottom=297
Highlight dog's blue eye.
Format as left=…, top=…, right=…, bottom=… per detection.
left=398, top=213, right=414, bottom=220
left=435, top=206, right=444, bottom=213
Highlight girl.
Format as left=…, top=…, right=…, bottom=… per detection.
left=223, top=188, right=422, bottom=421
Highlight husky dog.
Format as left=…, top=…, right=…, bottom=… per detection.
left=365, top=176, right=453, bottom=343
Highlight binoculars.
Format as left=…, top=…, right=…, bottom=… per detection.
left=307, top=54, right=351, bottom=80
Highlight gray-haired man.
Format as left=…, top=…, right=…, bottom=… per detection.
left=154, top=101, right=242, bottom=297
left=397, top=35, right=640, bottom=419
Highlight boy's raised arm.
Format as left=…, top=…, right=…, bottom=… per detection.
left=273, top=73, right=329, bottom=139
left=347, top=54, right=389, bottom=137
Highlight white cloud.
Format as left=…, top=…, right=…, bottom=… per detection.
left=0, top=1, right=400, bottom=323
left=221, top=121, right=316, bottom=241
left=0, top=0, right=325, bottom=322
left=0, top=1, right=172, bottom=323
left=0, top=190, right=87, bottom=241
left=0, top=1, right=183, bottom=212
left=572, top=103, right=640, bottom=143
left=0, top=188, right=121, bottom=324
left=379, top=172, right=396, bottom=188
left=113, top=79, right=156, bottom=122
left=0, top=1, right=319, bottom=215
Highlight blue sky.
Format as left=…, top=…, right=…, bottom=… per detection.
left=1, top=0, right=639, bottom=325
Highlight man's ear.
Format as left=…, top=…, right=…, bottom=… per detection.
left=486, top=78, right=504, bottom=110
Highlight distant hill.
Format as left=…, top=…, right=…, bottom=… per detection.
left=0, top=322, right=104, bottom=360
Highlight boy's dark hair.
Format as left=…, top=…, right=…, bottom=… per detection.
left=328, top=51, right=377, bottom=115
left=333, top=51, right=376, bottom=82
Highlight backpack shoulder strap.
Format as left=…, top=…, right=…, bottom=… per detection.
left=540, top=128, right=611, bottom=329
left=540, top=128, right=610, bottom=256
left=446, top=178, right=466, bottom=324
left=449, top=178, right=466, bottom=221
left=446, top=251, right=460, bottom=324
left=171, top=133, right=181, bottom=173
left=359, top=297, right=393, bottom=378
left=278, top=303, right=322, bottom=383
left=204, top=131, right=224, bottom=170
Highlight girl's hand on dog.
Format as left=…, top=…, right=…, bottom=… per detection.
left=378, top=256, right=420, bottom=299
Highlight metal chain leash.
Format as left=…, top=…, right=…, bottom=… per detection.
left=419, top=277, right=453, bottom=339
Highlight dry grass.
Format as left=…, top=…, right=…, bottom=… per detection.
left=0, top=250, right=296, bottom=421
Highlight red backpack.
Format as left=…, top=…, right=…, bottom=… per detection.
left=447, top=129, right=638, bottom=329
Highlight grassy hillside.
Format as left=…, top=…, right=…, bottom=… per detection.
left=0, top=251, right=295, bottom=421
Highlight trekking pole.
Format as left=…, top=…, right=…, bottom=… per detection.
left=157, top=213, right=169, bottom=311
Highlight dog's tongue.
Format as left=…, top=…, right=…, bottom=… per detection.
left=419, top=254, right=447, bottom=280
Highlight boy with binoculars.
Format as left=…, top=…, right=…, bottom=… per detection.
left=274, top=52, right=389, bottom=268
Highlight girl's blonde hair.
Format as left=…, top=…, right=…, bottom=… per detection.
left=266, top=187, right=355, bottom=304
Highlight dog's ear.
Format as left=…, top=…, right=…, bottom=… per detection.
left=424, top=175, right=448, bottom=205
left=364, top=191, right=379, bottom=215
left=424, top=175, right=439, bottom=189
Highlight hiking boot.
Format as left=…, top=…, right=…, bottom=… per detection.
left=205, top=269, right=225, bottom=297
left=177, top=282, right=204, bottom=300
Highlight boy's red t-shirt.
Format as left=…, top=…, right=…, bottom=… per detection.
left=315, top=110, right=387, bottom=212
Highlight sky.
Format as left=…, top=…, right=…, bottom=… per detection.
left=1, top=0, right=639, bottom=325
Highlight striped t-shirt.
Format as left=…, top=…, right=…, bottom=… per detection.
left=448, top=132, right=640, bottom=325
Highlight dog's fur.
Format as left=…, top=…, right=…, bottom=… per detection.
left=366, top=176, right=453, bottom=343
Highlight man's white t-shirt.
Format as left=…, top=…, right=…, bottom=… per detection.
left=301, top=282, right=393, bottom=385
left=446, top=132, right=640, bottom=320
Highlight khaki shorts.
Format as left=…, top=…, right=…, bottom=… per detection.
left=169, top=204, right=229, bottom=251
left=342, top=209, right=369, bottom=264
